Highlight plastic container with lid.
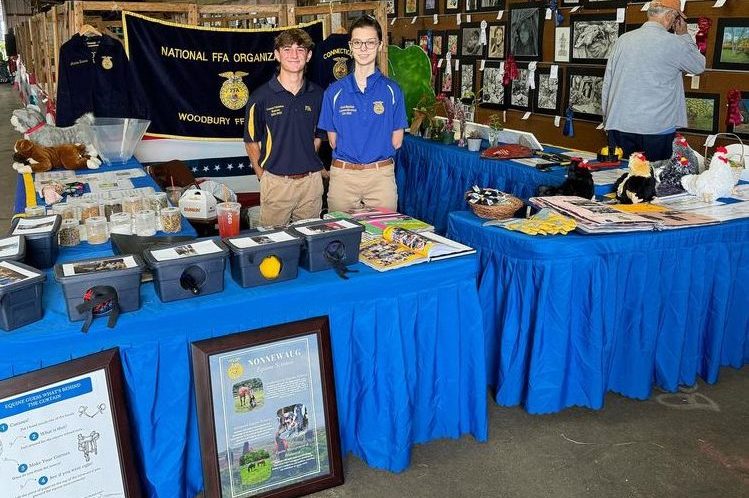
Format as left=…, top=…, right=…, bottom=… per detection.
left=289, top=219, right=364, bottom=272
left=225, top=230, right=303, bottom=288
left=0, top=260, right=45, bottom=331
left=0, top=235, right=25, bottom=262
left=9, top=215, right=62, bottom=269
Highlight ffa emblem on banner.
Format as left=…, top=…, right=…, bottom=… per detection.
left=219, top=71, right=250, bottom=110
left=333, top=57, right=349, bottom=80
left=101, top=56, right=113, bottom=70
left=373, top=101, right=385, bottom=115
left=227, top=361, right=244, bottom=380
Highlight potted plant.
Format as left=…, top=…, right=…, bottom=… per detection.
left=411, top=95, right=437, bottom=138
left=487, top=113, right=504, bottom=147
left=466, top=130, right=483, bottom=152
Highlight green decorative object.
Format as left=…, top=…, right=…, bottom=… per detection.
left=388, top=45, right=435, bottom=123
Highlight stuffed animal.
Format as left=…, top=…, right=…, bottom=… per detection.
left=12, top=139, right=101, bottom=174
left=613, top=152, right=656, bottom=204
left=680, top=146, right=736, bottom=203
left=11, top=105, right=98, bottom=158
left=653, top=134, right=700, bottom=196
left=537, top=158, right=594, bottom=199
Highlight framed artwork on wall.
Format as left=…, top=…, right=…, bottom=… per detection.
left=478, top=0, right=506, bottom=13
left=423, top=0, right=438, bottom=15
left=554, top=27, right=570, bottom=63
left=570, top=14, right=625, bottom=65
left=581, top=0, right=630, bottom=8
left=405, top=0, right=418, bottom=16
left=417, top=31, right=444, bottom=56
left=460, top=24, right=487, bottom=59
left=535, top=68, right=564, bottom=115
left=459, top=62, right=476, bottom=99
left=445, top=30, right=461, bottom=57
left=480, top=61, right=507, bottom=109
left=403, top=38, right=416, bottom=48
left=729, top=91, right=749, bottom=139
left=566, top=66, right=605, bottom=122
left=487, top=24, right=507, bottom=60
left=445, top=0, right=460, bottom=12
left=439, top=67, right=456, bottom=96
left=465, top=0, right=481, bottom=13
left=508, top=63, right=532, bottom=111
left=682, top=92, right=720, bottom=135
left=712, top=18, right=749, bottom=71
left=387, top=0, right=398, bottom=17
left=509, top=3, right=544, bottom=61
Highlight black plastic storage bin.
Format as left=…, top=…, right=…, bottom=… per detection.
left=143, top=238, right=229, bottom=302
left=0, top=235, right=26, bottom=262
left=226, top=230, right=303, bottom=288
left=54, top=255, right=145, bottom=322
left=10, top=214, right=61, bottom=269
left=289, top=219, right=364, bottom=272
left=0, top=260, right=45, bottom=331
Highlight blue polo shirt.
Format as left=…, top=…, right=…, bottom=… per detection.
left=317, top=69, right=408, bottom=164
left=244, top=77, right=324, bottom=176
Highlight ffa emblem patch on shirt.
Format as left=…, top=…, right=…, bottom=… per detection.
left=333, top=57, right=349, bottom=80
left=101, top=56, right=113, bottom=70
left=219, top=71, right=250, bottom=110
left=373, top=101, right=385, bottom=115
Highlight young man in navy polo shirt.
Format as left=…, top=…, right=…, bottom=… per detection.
left=244, top=29, right=324, bottom=226
left=318, top=16, right=408, bottom=212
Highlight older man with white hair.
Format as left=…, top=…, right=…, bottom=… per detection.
left=602, top=0, right=705, bottom=161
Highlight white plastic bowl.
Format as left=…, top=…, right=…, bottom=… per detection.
left=91, top=118, right=151, bottom=164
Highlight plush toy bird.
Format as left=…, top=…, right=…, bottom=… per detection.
left=654, top=134, right=699, bottom=196
left=613, top=152, right=656, bottom=204
left=680, top=146, right=736, bottom=202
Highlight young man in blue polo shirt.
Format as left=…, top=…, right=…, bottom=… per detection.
left=245, top=29, right=324, bottom=226
left=318, top=16, right=408, bottom=212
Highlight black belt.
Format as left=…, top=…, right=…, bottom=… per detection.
left=76, top=286, right=120, bottom=333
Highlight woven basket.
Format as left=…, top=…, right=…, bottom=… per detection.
left=469, top=195, right=524, bottom=220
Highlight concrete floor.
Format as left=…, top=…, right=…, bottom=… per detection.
left=1, top=86, right=747, bottom=498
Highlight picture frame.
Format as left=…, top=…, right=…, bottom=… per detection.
left=459, top=62, right=476, bottom=100
left=479, top=61, right=507, bottom=109
left=445, top=30, right=461, bottom=58
left=535, top=67, right=564, bottom=115
left=570, top=14, right=625, bottom=65
left=478, top=0, right=506, bottom=13
left=405, top=0, right=418, bottom=16
left=508, top=62, right=533, bottom=111
left=191, top=316, right=344, bottom=498
left=0, top=349, right=142, bottom=497
left=460, top=24, right=487, bottom=59
left=387, top=0, right=398, bottom=17
left=554, top=26, right=571, bottom=63
left=729, top=91, right=749, bottom=139
left=465, top=0, right=480, bottom=13
left=403, top=38, right=416, bottom=48
left=445, top=0, right=460, bottom=12
left=509, top=3, right=544, bottom=61
left=418, top=31, right=430, bottom=53
left=581, top=0, right=630, bottom=8
left=682, top=92, right=720, bottom=135
left=566, top=66, right=606, bottom=122
left=560, top=0, right=580, bottom=6
left=418, top=30, right=445, bottom=56
left=423, top=0, right=438, bottom=15
left=438, top=66, right=456, bottom=96
left=712, top=18, right=749, bottom=71
left=487, top=24, right=507, bottom=60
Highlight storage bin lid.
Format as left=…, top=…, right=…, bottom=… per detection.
left=289, top=219, right=364, bottom=240
left=54, top=254, right=145, bottom=283
left=143, top=237, right=229, bottom=268
left=225, top=230, right=302, bottom=254
left=10, top=214, right=62, bottom=239
left=0, top=260, right=45, bottom=295
left=0, top=235, right=25, bottom=262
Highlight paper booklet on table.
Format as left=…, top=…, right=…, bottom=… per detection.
left=325, top=207, right=433, bottom=236
left=359, top=227, right=475, bottom=272
left=530, top=196, right=657, bottom=234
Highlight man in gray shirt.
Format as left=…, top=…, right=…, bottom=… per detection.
left=602, top=0, right=705, bottom=161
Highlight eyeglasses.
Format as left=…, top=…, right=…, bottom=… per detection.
left=350, top=39, right=379, bottom=50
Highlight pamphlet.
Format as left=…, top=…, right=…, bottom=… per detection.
left=530, top=196, right=657, bottom=234
left=325, top=208, right=433, bottom=236
left=0, top=260, right=37, bottom=286
left=0, top=236, right=20, bottom=259
left=150, top=239, right=223, bottom=262
left=231, top=231, right=297, bottom=249
left=293, top=219, right=359, bottom=237
left=61, top=255, right=138, bottom=277
left=12, top=216, right=58, bottom=235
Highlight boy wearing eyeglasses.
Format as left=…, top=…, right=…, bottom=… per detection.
left=317, top=16, right=408, bottom=212
left=244, top=29, right=325, bottom=226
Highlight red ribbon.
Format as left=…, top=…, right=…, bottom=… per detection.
left=503, top=55, right=518, bottom=87
left=726, top=88, right=744, bottom=128
left=696, top=17, right=712, bottom=55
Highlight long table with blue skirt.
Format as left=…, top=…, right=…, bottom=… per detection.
left=0, top=234, right=488, bottom=496
left=396, top=135, right=614, bottom=233
left=447, top=210, right=749, bottom=415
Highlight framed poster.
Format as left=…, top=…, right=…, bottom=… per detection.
left=460, top=24, right=486, bottom=59
left=423, top=0, right=438, bottom=15
left=445, top=30, right=461, bottom=57
left=554, top=27, right=571, bottom=63
left=713, top=18, right=749, bottom=71
left=566, top=66, right=605, bottom=121
left=387, top=0, right=398, bottom=17
left=508, top=63, right=532, bottom=111
left=581, top=0, right=629, bottom=8
left=535, top=68, right=563, bottom=115
left=682, top=92, right=720, bottom=135
left=729, top=91, right=749, bottom=139
left=405, top=0, right=418, bottom=16
left=478, top=0, right=505, bottom=12
left=439, top=67, right=456, bottom=96
left=418, top=31, right=430, bottom=53
left=465, top=0, right=480, bottom=13
left=445, top=0, right=460, bottom=12
left=487, top=24, right=506, bottom=60
left=509, top=3, right=544, bottom=61
left=570, top=14, right=625, bottom=65
left=480, top=61, right=507, bottom=109
left=560, top=0, right=580, bottom=5
left=0, top=349, right=141, bottom=497
left=418, top=31, right=444, bottom=56
left=191, top=317, right=343, bottom=498
left=459, top=62, right=476, bottom=100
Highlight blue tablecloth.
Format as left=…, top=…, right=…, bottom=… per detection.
left=0, top=252, right=488, bottom=497
left=447, top=211, right=749, bottom=415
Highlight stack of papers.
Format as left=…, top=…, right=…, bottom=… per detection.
left=530, top=196, right=659, bottom=234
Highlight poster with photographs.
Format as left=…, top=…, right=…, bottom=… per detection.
left=729, top=91, right=749, bottom=139
left=445, top=0, right=460, bottom=12
left=445, top=30, right=460, bottom=57
left=509, top=64, right=532, bottom=111
left=683, top=93, right=720, bottom=135
left=581, top=0, right=629, bottom=8
left=554, top=27, right=571, bottom=62
left=478, top=0, right=505, bottom=12
left=487, top=24, right=506, bottom=60
left=535, top=68, right=563, bottom=115
left=423, top=0, right=438, bottom=15
left=480, top=62, right=506, bottom=109
left=461, top=25, right=486, bottom=59
left=713, top=18, right=749, bottom=71
left=460, top=63, right=475, bottom=100
left=191, top=317, right=343, bottom=498
left=509, top=4, right=544, bottom=60
left=0, top=350, right=142, bottom=497
left=570, top=14, right=624, bottom=65
left=405, top=0, right=417, bottom=15
left=566, top=67, right=605, bottom=121
left=387, top=0, right=397, bottom=17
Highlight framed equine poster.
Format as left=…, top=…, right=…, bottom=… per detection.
left=0, top=349, right=141, bottom=497
left=191, top=316, right=343, bottom=498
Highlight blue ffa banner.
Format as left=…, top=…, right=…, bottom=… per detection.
left=122, top=12, right=323, bottom=140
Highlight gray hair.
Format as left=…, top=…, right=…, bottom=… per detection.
left=647, top=6, right=676, bottom=19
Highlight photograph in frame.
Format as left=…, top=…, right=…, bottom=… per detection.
left=712, top=18, right=749, bottom=71
left=683, top=93, right=720, bottom=135
left=554, top=27, right=571, bottom=63
left=191, top=317, right=343, bottom=498
left=405, top=0, right=417, bottom=16
left=480, top=61, right=507, bottom=109
left=570, top=14, right=625, bottom=65
left=508, top=63, right=532, bottom=111
left=445, top=0, right=460, bottom=12
left=729, top=91, right=749, bottom=139
left=535, top=68, right=563, bottom=115
left=581, top=0, right=630, bottom=8
left=509, top=4, right=544, bottom=60
left=0, top=349, right=141, bottom=498
left=487, top=24, right=506, bottom=60
left=460, top=24, right=486, bottom=59
left=566, top=67, right=605, bottom=121
left=560, top=0, right=580, bottom=5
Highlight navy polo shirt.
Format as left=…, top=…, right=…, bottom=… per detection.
left=244, top=77, right=324, bottom=176
left=318, top=69, right=408, bottom=164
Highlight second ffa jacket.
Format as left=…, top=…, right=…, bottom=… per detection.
left=56, top=34, right=149, bottom=127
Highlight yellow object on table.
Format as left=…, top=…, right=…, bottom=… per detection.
left=485, top=208, right=577, bottom=235
left=259, top=255, right=282, bottom=279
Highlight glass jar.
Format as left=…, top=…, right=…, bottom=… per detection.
left=148, top=192, right=168, bottom=213
left=80, top=202, right=101, bottom=222
left=133, top=209, right=157, bottom=236
left=103, top=199, right=123, bottom=220
left=52, top=203, right=78, bottom=221
left=122, top=195, right=143, bottom=215
left=109, top=212, right=132, bottom=235
left=85, top=216, right=109, bottom=244
left=58, top=219, right=81, bottom=247
left=160, top=207, right=182, bottom=233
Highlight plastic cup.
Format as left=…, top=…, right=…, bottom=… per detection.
left=166, top=186, right=184, bottom=206
left=216, top=202, right=241, bottom=238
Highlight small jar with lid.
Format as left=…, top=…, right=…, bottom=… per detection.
left=133, top=209, right=157, bottom=236
left=80, top=202, right=101, bottom=222
left=103, top=199, right=123, bottom=220
left=109, top=212, right=132, bottom=235
left=122, top=195, right=143, bottom=215
left=58, top=219, right=81, bottom=247
left=160, top=207, right=182, bottom=233
left=85, top=216, right=109, bottom=244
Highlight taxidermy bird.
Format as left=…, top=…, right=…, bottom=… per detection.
left=613, top=152, right=656, bottom=204
left=680, top=146, right=735, bottom=203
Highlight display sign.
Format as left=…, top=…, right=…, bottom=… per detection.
left=0, top=349, right=141, bottom=497
left=191, top=316, right=343, bottom=498
left=122, top=12, right=323, bottom=140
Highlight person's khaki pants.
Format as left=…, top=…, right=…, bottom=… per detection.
left=260, top=171, right=323, bottom=226
left=327, top=164, right=398, bottom=213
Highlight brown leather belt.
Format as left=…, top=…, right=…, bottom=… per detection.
left=271, top=171, right=316, bottom=180
left=332, top=158, right=394, bottom=170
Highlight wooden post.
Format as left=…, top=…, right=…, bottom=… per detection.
left=73, top=1, right=84, bottom=35
left=52, top=6, right=60, bottom=100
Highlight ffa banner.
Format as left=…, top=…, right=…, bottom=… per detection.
left=122, top=12, right=323, bottom=140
